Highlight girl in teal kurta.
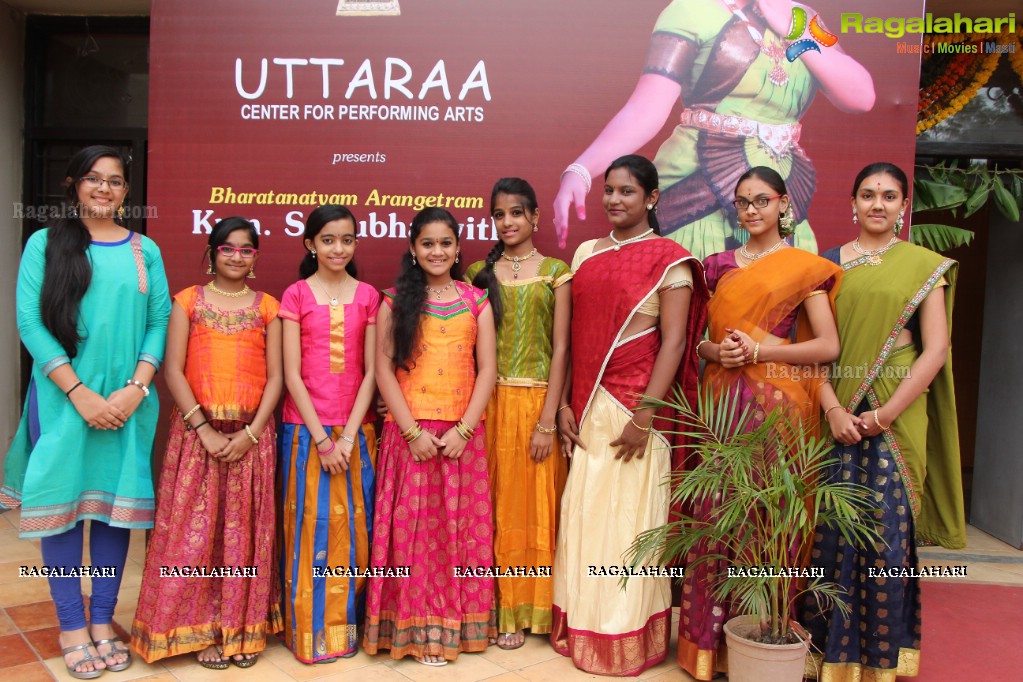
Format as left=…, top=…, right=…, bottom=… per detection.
left=1, top=146, right=170, bottom=679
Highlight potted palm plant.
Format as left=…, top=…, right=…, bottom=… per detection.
left=627, top=388, right=884, bottom=682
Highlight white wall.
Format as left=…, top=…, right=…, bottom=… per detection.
left=0, top=1, right=25, bottom=461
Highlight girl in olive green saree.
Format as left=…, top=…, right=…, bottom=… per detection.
left=802, top=163, right=966, bottom=682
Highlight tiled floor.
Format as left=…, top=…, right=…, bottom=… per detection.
left=1, top=508, right=1020, bottom=681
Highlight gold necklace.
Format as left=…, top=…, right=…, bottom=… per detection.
left=852, top=236, right=898, bottom=266
left=738, top=239, right=785, bottom=262
left=314, top=274, right=348, bottom=308
left=207, top=281, right=251, bottom=298
left=426, top=280, right=456, bottom=300
left=501, top=248, right=537, bottom=278
left=609, top=228, right=654, bottom=251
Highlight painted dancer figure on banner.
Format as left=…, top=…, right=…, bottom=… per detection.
left=553, top=0, right=876, bottom=260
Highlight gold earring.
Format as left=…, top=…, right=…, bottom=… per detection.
left=247, top=266, right=256, bottom=279
left=206, top=263, right=215, bottom=275
left=532, top=223, right=538, bottom=232
left=117, top=205, right=126, bottom=219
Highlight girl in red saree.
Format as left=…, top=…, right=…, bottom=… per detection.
left=680, top=166, right=841, bottom=679
left=802, top=163, right=966, bottom=681
left=554, top=155, right=708, bottom=676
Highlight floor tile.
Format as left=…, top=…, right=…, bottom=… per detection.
left=0, top=509, right=21, bottom=530
left=0, top=632, right=39, bottom=667
left=6, top=600, right=59, bottom=631
left=516, top=654, right=604, bottom=681
left=23, top=623, right=63, bottom=659
left=308, top=663, right=413, bottom=682
left=479, top=633, right=561, bottom=670
left=477, top=673, right=530, bottom=682
left=388, top=650, right=507, bottom=681
left=0, top=528, right=43, bottom=562
left=0, top=610, right=19, bottom=637
left=0, top=661, right=54, bottom=682
left=644, top=669, right=698, bottom=682
left=0, top=577, right=54, bottom=607
left=260, top=645, right=377, bottom=681
left=43, top=652, right=168, bottom=681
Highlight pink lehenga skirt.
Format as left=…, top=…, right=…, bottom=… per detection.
left=362, top=419, right=497, bottom=661
left=131, top=415, right=282, bottom=662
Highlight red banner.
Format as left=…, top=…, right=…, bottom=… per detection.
left=149, top=0, right=924, bottom=296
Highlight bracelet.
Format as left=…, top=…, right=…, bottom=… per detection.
left=752, top=342, right=760, bottom=365
left=535, top=421, right=557, bottom=434
left=695, top=339, right=710, bottom=358
left=557, top=404, right=572, bottom=413
left=191, top=420, right=210, bottom=432
left=561, top=163, right=592, bottom=193
left=630, top=417, right=653, bottom=433
left=339, top=434, right=355, bottom=445
left=125, top=378, right=150, bottom=397
left=402, top=422, right=424, bottom=443
left=182, top=404, right=202, bottom=422
left=874, top=409, right=890, bottom=430
left=315, top=434, right=331, bottom=446
left=823, top=405, right=844, bottom=419
left=455, top=419, right=475, bottom=441
left=65, top=381, right=83, bottom=399
left=318, top=439, right=336, bottom=456
left=243, top=424, right=259, bottom=444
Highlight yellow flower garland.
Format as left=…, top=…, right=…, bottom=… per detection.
left=916, top=32, right=1005, bottom=134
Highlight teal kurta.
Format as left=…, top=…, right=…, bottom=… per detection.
left=1, top=228, right=171, bottom=538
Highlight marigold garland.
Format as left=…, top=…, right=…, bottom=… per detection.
left=1009, top=32, right=1023, bottom=85
left=916, top=31, right=1007, bottom=134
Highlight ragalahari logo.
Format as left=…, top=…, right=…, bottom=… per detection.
left=784, top=8, right=839, bottom=61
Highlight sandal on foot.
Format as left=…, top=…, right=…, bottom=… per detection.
left=496, top=632, right=526, bottom=650
left=231, top=653, right=259, bottom=668
left=93, top=637, right=132, bottom=672
left=341, top=649, right=358, bottom=658
left=197, top=647, right=230, bottom=670
left=61, top=641, right=105, bottom=680
left=415, top=656, right=448, bottom=667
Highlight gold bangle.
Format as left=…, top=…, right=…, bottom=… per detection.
left=243, top=424, right=259, bottom=444
left=824, top=405, right=843, bottom=418
left=557, top=404, right=572, bottom=413
left=182, top=404, right=202, bottom=422
left=535, top=421, right=557, bottom=434
left=874, top=409, right=890, bottom=430
left=457, top=418, right=476, bottom=435
left=630, top=417, right=653, bottom=433
left=402, top=423, right=424, bottom=443
left=752, top=342, right=760, bottom=365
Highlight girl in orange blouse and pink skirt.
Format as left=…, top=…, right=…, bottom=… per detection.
left=363, top=207, right=498, bottom=666
left=131, top=217, right=283, bottom=669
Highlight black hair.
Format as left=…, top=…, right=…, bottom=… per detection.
left=41, top=145, right=127, bottom=358
left=605, top=154, right=661, bottom=234
left=299, top=205, right=359, bottom=279
left=470, top=177, right=539, bottom=328
left=851, top=162, right=909, bottom=198
left=734, top=166, right=789, bottom=236
left=390, top=207, right=462, bottom=371
left=204, top=216, right=260, bottom=274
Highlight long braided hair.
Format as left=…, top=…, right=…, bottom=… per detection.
left=389, top=207, right=462, bottom=371
left=470, top=177, right=539, bottom=329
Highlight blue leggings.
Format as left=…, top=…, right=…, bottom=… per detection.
left=40, top=521, right=131, bottom=631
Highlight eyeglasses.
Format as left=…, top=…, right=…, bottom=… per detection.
left=216, top=245, right=258, bottom=258
left=78, top=175, right=127, bottom=190
left=732, top=194, right=781, bottom=211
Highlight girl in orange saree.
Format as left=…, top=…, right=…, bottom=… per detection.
left=680, top=166, right=841, bottom=680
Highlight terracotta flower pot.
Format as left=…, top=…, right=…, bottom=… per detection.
left=723, top=615, right=808, bottom=682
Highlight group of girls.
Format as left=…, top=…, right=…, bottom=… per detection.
left=2, top=145, right=964, bottom=682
